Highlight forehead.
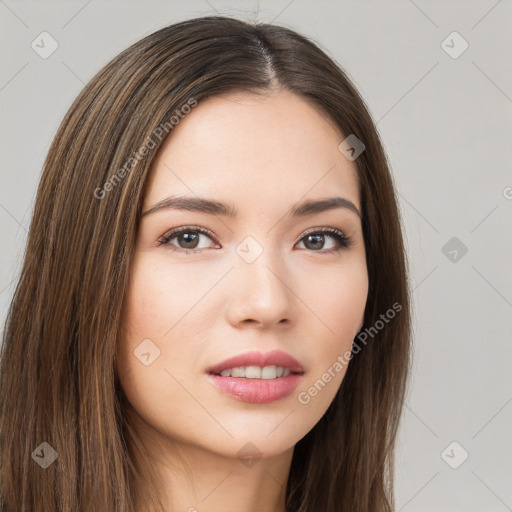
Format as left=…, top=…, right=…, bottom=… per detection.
left=143, top=90, right=360, bottom=212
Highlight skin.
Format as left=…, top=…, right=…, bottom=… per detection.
left=116, top=90, right=369, bottom=512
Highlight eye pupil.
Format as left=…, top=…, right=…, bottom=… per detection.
left=179, top=232, right=199, bottom=249
left=305, top=234, right=324, bottom=250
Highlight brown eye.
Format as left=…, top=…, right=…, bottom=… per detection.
left=174, top=232, right=201, bottom=249
left=296, top=228, right=352, bottom=253
left=157, top=226, right=219, bottom=253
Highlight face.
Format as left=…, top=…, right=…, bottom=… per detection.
left=116, top=90, right=368, bottom=462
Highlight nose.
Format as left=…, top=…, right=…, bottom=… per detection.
left=225, top=246, right=295, bottom=329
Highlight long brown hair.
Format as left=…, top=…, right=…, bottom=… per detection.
left=0, top=15, right=411, bottom=512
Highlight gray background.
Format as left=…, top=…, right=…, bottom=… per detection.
left=1, top=1, right=511, bottom=510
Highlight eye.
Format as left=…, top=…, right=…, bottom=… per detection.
left=157, top=226, right=353, bottom=254
left=295, top=227, right=353, bottom=253
left=157, top=226, right=219, bottom=253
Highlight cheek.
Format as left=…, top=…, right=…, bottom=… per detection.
left=296, top=258, right=368, bottom=341
left=115, top=262, right=191, bottom=437
left=292, top=259, right=368, bottom=409
left=121, top=255, right=210, bottom=339
left=328, top=272, right=368, bottom=338
left=116, top=257, right=173, bottom=396
left=115, top=254, right=219, bottom=407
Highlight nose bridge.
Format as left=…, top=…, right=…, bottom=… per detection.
left=227, top=235, right=294, bottom=327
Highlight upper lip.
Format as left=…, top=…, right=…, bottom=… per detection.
left=206, top=349, right=305, bottom=375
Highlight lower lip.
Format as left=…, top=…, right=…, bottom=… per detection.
left=206, top=373, right=303, bottom=403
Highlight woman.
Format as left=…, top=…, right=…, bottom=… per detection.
left=0, top=15, right=412, bottom=512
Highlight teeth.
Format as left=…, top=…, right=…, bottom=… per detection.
left=231, top=367, right=245, bottom=377
left=261, top=366, right=276, bottom=379
left=217, top=366, right=293, bottom=379
left=245, top=366, right=261, bottom=378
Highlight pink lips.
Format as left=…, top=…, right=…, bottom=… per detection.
left=205, top=349, right=305, bottom=404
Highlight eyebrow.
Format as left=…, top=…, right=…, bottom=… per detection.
left=141, top=195, right=362, bottom=220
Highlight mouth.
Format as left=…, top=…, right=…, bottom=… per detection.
left=206, top=349, right=304, bottom=375
left=205, top=350, right=305, bottom=403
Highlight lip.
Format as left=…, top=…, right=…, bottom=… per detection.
left=205, top=349, right=305, bottom=404
left=207, top=373, right=303, bottom=404
left=205, top=349, right=304, bottom=375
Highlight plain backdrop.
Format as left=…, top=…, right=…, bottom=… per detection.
left=1, top=1, right=511, bottom=511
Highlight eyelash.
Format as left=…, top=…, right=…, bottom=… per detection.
left=156, top=225, right=353, bottom=254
